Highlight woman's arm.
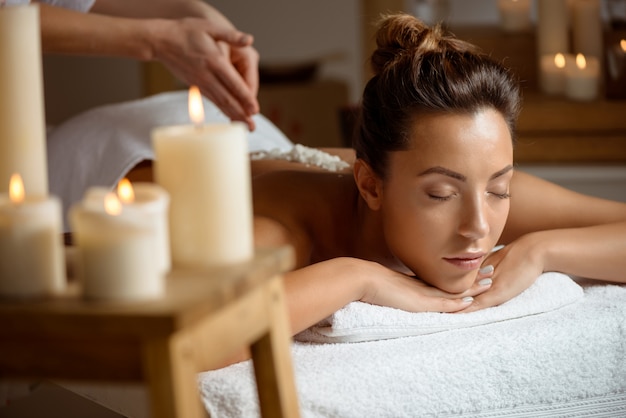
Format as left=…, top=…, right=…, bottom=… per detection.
left=37, top=0, right=259, bottom=129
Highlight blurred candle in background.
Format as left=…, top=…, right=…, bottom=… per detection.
left=571, top=0, right=603, bottom=62
left=497, top=0, right=531, bottom=32
left=0, top=174, right=65, bottom=298
left=537, top=0, right=569, bottom=56
left=152, top=87, right=254, bottom=270
left=0, top=4, right=49, bottom=196
left=566, top=53, right=600, bottom=100
left=540, top=53, right=574, bottom=95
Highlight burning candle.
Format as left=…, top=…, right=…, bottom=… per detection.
left=540, top=53, right=574, bottom=95
left=571, top=0, right=603, bottom=61
left=497, top=0, right=531, bottom=32
left=0, top=4, right=49, bottom=196
left=152, top=86, right=254, bottom=269
left=0, top=174, right=65, bottom=298
left=537, top=0, right=569, bottom=56
left=566, top=53, right=600, bottom=101
left=84, top=179, right=171, bottom=276
left=70, top=190, right=163, bottom=300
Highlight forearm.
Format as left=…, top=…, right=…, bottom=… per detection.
left=38, top=3, right=160, bottom=60
left=283, top=257, right=367, bottom=335
left=533, top=221, right=626, bottom=282
left=91, top=0, right=233, bottom=27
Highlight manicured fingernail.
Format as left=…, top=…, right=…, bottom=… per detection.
left=462, top=297, right=474, bottom=303
left=478, top=278, right=493, bottom=286
left=491, top=244, right=505, bottom=252
left=479, top=265, right=494, bottom=274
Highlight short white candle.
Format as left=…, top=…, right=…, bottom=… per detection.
left=84, top=180, right=171, bottom=276
left=0, top=4, right=49, bottom=196
left=566, top=53, right=600, bottom=101
left=152, top=86, right=254, bottom=269
left=70, top=193, right=163, bottom=300
left=497, top=0, right=531, bottom=32
left=0, top=174, right=65, bottom=298
left=540, top=53, right=574, bottom=95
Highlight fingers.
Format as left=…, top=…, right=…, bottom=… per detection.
left=209, top=27, right=254, bottom=48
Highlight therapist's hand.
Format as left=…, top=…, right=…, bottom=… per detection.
left=152, top=17, right=260, bottom=130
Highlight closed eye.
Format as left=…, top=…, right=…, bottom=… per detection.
left=489, top=192, right=511, bottom=199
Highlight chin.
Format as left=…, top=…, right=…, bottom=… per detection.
left=426, top=276, right=475, bottom=295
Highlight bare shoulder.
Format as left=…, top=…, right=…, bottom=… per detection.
left=252, top=170, right=347, bottom=267
left=501, top=170, right=626, bottom=242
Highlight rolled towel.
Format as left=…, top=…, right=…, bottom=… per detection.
left=295, top=272, right=583, bottom=343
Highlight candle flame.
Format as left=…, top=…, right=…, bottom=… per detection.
left=188, top=85, right=205, bottom=126
left=104, top=192, right=123, bottom=216
left=575, top=53, right=586, bottom=70
left=621, top=39, right=626, bottom=53
left=9, top=173, right=24, bottom=204
left=554, top=53, right=566, bottom=69
left=116, top=178, right=135, bottom=204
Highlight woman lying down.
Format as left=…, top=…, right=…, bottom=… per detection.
left=115, top=13, right=626, bottom=361
left=246, top=13, right=626, bottom=343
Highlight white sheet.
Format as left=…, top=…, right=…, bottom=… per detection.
left=46, top=91, right=293, bottom=230
left=296, top=272, right=583, bottom=343
left=199, top=279, right=626, bottom=418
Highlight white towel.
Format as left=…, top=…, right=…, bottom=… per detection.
left=295, top=272, right=584, bottom=343
left=199, top=280, right=626, bottom=418
left=46, top=91, right=293, bottom=230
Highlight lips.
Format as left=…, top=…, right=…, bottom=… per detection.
left=443, top=253, right=486, bottom=271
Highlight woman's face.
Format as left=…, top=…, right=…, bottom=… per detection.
left=380, top=108, right=513, bottom=293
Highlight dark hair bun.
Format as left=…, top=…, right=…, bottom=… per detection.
left=370, top=13, right=477, bottom=76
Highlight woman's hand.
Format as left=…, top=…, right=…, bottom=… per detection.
left=460, top=234, right=545, bottom=313
left=361, top=260, right=494, bottom=313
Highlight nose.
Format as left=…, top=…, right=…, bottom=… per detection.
left=457, top=194, right=490, bottom=240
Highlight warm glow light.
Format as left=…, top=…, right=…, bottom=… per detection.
left=554, top=53, right=566, bottom=69
left=116, top=178, right=135, bottom=204
left=576, top=53, right=587, bottom=70
left=188, top=85, right=205, bottom=126
left=104, top=192, right=123, bottom=216
left=9, top=173, right=24, bottom=204
left=621, top=39, right=626, bottom=53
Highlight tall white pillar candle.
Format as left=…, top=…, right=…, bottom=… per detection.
left=537, top=0, right=570, bottom=56
left=84, top=181, right=171, bottom=276
left=0, top=174, right=65, bottom=298
left=152, top=88, right=253, bottom=269
left=566, top=53, right=600, bottom=100
left=571, top=0, right=603, bottom=61
left=0, top=4, right=49, bottom=196
left=70, top=193, right=163, bottom=300
left=497, top=0, right=532, bottom=32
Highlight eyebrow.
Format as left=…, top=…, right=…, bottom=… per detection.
left=418, top=165, right=514, bottom=181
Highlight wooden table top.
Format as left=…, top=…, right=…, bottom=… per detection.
left=0, top=246, right=294, bottom=339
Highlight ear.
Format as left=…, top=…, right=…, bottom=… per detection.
left=353, top=159, right=383, bottom=211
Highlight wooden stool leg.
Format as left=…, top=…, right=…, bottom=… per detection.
left=250, top=275, right=301, bottom=418
left=143, top=336, right=208, bottom=418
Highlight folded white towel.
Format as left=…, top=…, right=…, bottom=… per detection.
left=47, top=91, right=293, bottom=230
left=199, top=280, right=626, bottom=418
left=295, top=272, right=583, bottom=343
